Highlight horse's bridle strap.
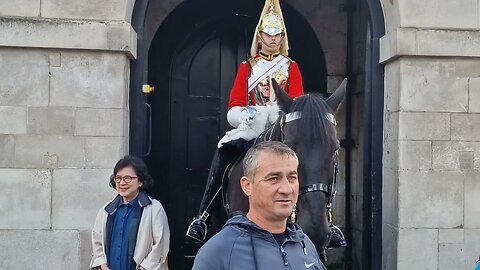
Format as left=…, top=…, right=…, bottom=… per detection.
left=284, top=111, right=336, bottom=125
left=299, top=183, right=330, bottom=196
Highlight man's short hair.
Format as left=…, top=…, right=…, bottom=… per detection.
left=242, top=141, right=297, bottom=180
left=109, top=155, right=154, bottom=191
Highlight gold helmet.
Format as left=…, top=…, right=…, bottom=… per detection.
left=250, top=0, right=289, bottom=57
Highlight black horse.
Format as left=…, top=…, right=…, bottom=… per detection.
left=212, top=79, right=347, bottom=261
left=187, top=78, right=347, bottom=260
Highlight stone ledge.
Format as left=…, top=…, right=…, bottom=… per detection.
left=380, top=28, right=480, bottom=63
left=0, top=17, right=137, bottom=58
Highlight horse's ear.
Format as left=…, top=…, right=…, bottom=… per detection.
left=272, top=79, right=293, bottom=112
left=326, top=78, right=347, bottom=112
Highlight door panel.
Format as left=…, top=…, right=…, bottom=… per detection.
left=165, top=16, right=254, bottom=270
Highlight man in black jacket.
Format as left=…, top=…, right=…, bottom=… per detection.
left=192, top=141, right=326, bottom=270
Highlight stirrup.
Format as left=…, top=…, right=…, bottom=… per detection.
left=186, top=212, right=209, bottom=242
left=327, top=223, right=347, bottom=249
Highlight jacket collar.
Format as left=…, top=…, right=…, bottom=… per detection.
left=225, top=213, right=305, bottom=243
left=259, top=50, right=280, bottom=61
left=104, top=191, right=152, bottom=215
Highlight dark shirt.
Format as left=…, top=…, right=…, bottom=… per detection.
left=109, top=197, right=138, bottom=270
left=272, top=231, right=286, bottom=246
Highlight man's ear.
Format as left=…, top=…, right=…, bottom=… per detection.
left=240, top=176, right=252, bottom=196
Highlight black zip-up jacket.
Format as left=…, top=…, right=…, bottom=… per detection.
left=192, top=214, right=326, bottom=270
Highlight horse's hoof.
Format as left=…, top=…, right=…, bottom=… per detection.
left=327, top=223, right=347, bottom=249
left=186, top=218, right=207, bottom=242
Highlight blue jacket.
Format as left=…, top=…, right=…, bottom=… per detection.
left=192, top=214, right=326, bottom=270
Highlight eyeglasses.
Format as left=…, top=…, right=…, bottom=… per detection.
left=113, top=175, right=138, bottom=183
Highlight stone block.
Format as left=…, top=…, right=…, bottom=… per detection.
left=50, top=52, right=128, bottom=108
left=399, top=59, right=468, bottom=112
left=455, top=60, right=480, bottom=78
left=399, top=112, right=450, bottom=140
left=384, top=112, right=399, bottom=170
left=0, top=135, right=14, bottom=167
left=27, top=107, right=75, bottom=135
left=432, top=141, right=480, bottom=171
left=0, top=48, right=49, bottom=106
left=41, top=0, right=130, bottom=21
left=398, top=0, right=477, bottom=29
left=75, top=108, right=126, bottom=136
left=52, top=169, right=116, bottom=230
left=380, top=28, right=416, bottom=64
left=383, top=168, right=399, bottom=226
left=85, top=137, right=127, bottom=168
left=49, top=52, right=61, bottom=67
left=0, top=230, right=82, bottom=269
left=0, top=106, right=27, bottom=134
left=439, top=243, right=467, bottom=270
left=0, top=0, right=40, bottom=17
left=398, top=171, right=463, bottom=228
left=469, top=78, right=480, bottom=113
left=1, top=18, right=136, bottom=58
left=464, top=230, right=480, bottom=267
left=397, top=228, right=438, bottom=270
left=0, top=169, right=51, bottom=229
left=398, top=140, right=432, bottom=171
left=384, top=61, right=401, bottom=112
left=382, top=224, right=398, bottom=270
left=465, top=173, right=480, bottom=228
left=417, top=30, right=480, bottom=57
left=79, top=229, right=94, bottom=269
left=15, top=135, right=85, bottom=168
left=439, top=229, right=464, bottom=244
left=451, top=113, right=480, bottom=141
left=381, top=30, right=480, bottom=63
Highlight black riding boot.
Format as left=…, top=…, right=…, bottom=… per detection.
left=186, top=145, right=239, bottom=242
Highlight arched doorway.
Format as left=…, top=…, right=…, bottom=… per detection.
left=129, top=0, right=385, bottom=269
left=145, top=1, right=326, bottom=269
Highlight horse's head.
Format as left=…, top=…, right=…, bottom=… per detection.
left=273, top=78, right=347, bottom=253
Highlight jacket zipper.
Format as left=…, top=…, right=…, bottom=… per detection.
left=279, top=245, right=292, bottom=270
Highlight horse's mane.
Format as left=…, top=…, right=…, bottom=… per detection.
left=289, top=94, right=334, bottom=145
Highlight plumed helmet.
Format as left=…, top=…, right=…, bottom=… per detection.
left=250, top=0, right=289, bottom=57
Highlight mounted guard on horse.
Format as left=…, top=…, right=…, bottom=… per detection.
left=186, top=0, right=347, bottom=256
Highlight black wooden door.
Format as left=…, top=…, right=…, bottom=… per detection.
left=171, top=17, right=254, bottom=269
left=150, top=15, right=255, bottom=270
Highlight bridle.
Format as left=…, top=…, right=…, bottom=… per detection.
left=283, top=111, right=339, bottom=224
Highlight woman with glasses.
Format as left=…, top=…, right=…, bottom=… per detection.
left=90, top=155, right=170, bottom=270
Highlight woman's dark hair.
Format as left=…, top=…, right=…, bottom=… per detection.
left=109, top=155, right=154, bottom=191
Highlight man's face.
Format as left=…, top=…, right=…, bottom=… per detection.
left=259, top=32, right=284, bottom=54
left=242, top=151, right=299, bottom=223
left=115, top=166, right=142, bottom=202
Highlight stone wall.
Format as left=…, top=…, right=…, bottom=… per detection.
left=0, top=2, right=135, bottom=269
left=380, top=1, right=480, bottom=268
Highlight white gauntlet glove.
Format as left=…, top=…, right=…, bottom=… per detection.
left=227, top=106, right=256, bottom=128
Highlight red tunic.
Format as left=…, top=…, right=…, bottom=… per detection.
left=227, top=58, right=304, bottom=109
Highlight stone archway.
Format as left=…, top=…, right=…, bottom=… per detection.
left=128, top=0, right=389, bottom=269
